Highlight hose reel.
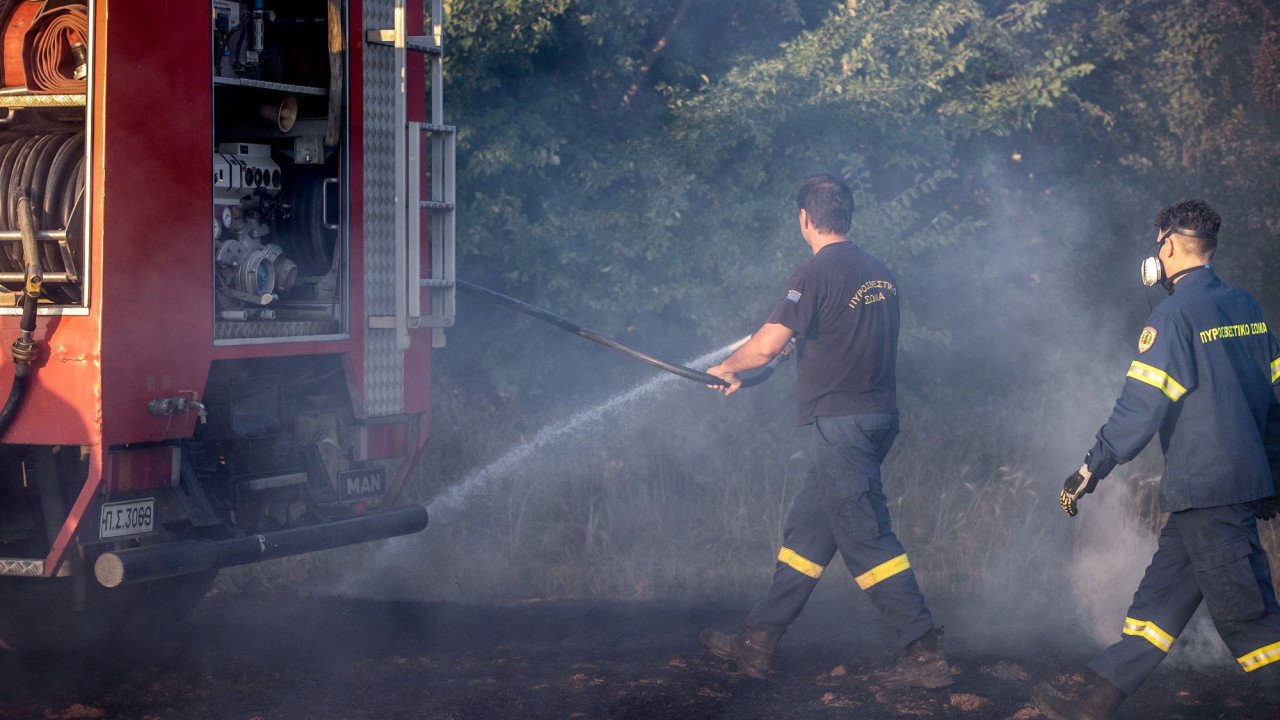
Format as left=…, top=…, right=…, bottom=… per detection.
left=0, top=131, right=84, bottom=304
left=0, top=131, right=80, bottom=435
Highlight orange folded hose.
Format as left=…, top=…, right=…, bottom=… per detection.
left=25, top=5, right=88, bottom=93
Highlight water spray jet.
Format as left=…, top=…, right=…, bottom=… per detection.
left=428, top=336, right=756, bottom=515
left=426, top=283, right=791, bottom=516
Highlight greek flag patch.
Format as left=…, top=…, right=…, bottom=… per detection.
left=786, top=290, right=802, bottom=303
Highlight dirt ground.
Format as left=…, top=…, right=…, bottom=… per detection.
left=0, top=593, right=1275, bottom=720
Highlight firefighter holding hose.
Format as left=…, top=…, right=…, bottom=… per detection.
left=1034, top=200, right=1280, bottom=719
left=700, top=174, right=951, bottom=688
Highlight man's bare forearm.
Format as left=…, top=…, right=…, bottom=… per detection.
left=717, top=323, right=793, bottom=373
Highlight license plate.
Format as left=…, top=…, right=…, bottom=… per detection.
left=337, top=467, right=385, bottom=502
left=99, top=498, right=155, bottom=539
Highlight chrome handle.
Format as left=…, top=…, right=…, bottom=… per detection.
left=322, top=177, right=340, bottom=230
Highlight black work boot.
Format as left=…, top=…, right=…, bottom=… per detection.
left=1031, top=673, right=1126, bottom=720
left=868, top=628, right=953, bottom=689
left=699, top=625, right=782, bottom=678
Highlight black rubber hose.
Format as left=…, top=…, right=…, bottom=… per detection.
left=458, top=280, right=777, bottom=388
left=0, top=136, right=31, bottom=233
left=740, top=361, right=777, bottom=389
left=459, top=280, right=728, bottom=386
left=0, top=362, right=27, bottom=438
left=23, top=135, right=62, bottom=280
left=0, top=133, right=84, bottom=303
left=0, top=292, right=39, bottom=438
left=7, top=136, right=39, bottom=231
left=0, top=139, right=18, bottom=274
left=45, top=133, right=82, bottom=226
left=21, top=134, right=60, bottom=219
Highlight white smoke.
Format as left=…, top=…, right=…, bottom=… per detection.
left=1069, top=477, right=1159, bottom=644
left=1070, top=475, right=1231, bottom=668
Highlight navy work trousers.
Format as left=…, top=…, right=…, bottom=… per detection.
left=1089, top=503, right=1280, bottom=695
left=746, top=413, right=936, bottom=648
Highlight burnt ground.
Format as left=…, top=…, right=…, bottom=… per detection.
left=0, top=593, right=1275, bottom=720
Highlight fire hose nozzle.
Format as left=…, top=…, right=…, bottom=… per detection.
left=70, top=41, right=88, bottom=81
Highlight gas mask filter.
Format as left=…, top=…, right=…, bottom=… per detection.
left=1140, top=254, right=1163, bottom=288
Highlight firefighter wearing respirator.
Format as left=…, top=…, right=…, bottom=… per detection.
left=1033, top=200, right=1280, bottom=720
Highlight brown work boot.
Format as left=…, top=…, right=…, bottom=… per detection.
left=699, top=625, right=782, bottom=678
left=868, top=628, right=953, bottom=688
left=1031, top=673, right=1125, bottom=720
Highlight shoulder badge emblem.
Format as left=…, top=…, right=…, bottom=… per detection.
left=1138, top=326, right=1157, bottom=354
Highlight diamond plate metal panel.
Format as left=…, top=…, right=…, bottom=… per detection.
left=0, top=558, right=45, bottom=577
left=363, top=0, right=404, bottom=416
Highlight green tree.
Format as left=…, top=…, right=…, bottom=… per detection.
left=440, top=0, right=1104, bottom=400
left=1062, top=0, right=1280, bottom=306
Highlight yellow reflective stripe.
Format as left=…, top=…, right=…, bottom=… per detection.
left=854, top=553, right=910, bottom=590
left=777, top=547, right=824, bottom=579
left=1126, top=361, right=1188, bottom=402
left=1238, top=640, right=1280, bottom=673
left=1271, top=357, right=1280, bottom=384
left=1122, top=617, right=1174, bottom=652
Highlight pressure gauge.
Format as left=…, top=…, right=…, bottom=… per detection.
left=213, top=214, right=222, bottom=241
left=221, top=206, right=234, bottom=228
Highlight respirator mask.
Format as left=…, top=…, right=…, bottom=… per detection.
left=1139, top=250, right=1165, bottom=290
left=1140, top=214, right=1217, bottom=294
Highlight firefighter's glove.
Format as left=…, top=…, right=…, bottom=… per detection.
left=1256, top=472, right=1280, bottom=522
left=1060, top=463, right=1098, bottom=518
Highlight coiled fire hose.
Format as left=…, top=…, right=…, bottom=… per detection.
left=458, top=280, right=782, bottom=389
left=0, top=131, right=83, bottom=434
left=2, top=2, right=89, bottom=94
left=26, top=5, right=89, bottom=93
left=0, top=132, right=85, bottom=304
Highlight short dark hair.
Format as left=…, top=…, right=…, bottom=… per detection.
left=796, top=174, right=854, bottom=235
left=1154, top=199, right=1220, bottom=255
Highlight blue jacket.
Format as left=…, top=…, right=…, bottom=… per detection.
left=1088, top=267, right=1280, bottom=512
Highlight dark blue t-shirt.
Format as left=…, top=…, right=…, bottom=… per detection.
left=766, top=242, right=899, bottom=425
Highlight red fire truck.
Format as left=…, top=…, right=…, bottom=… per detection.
left=0, top=0, right=451, bottom=649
